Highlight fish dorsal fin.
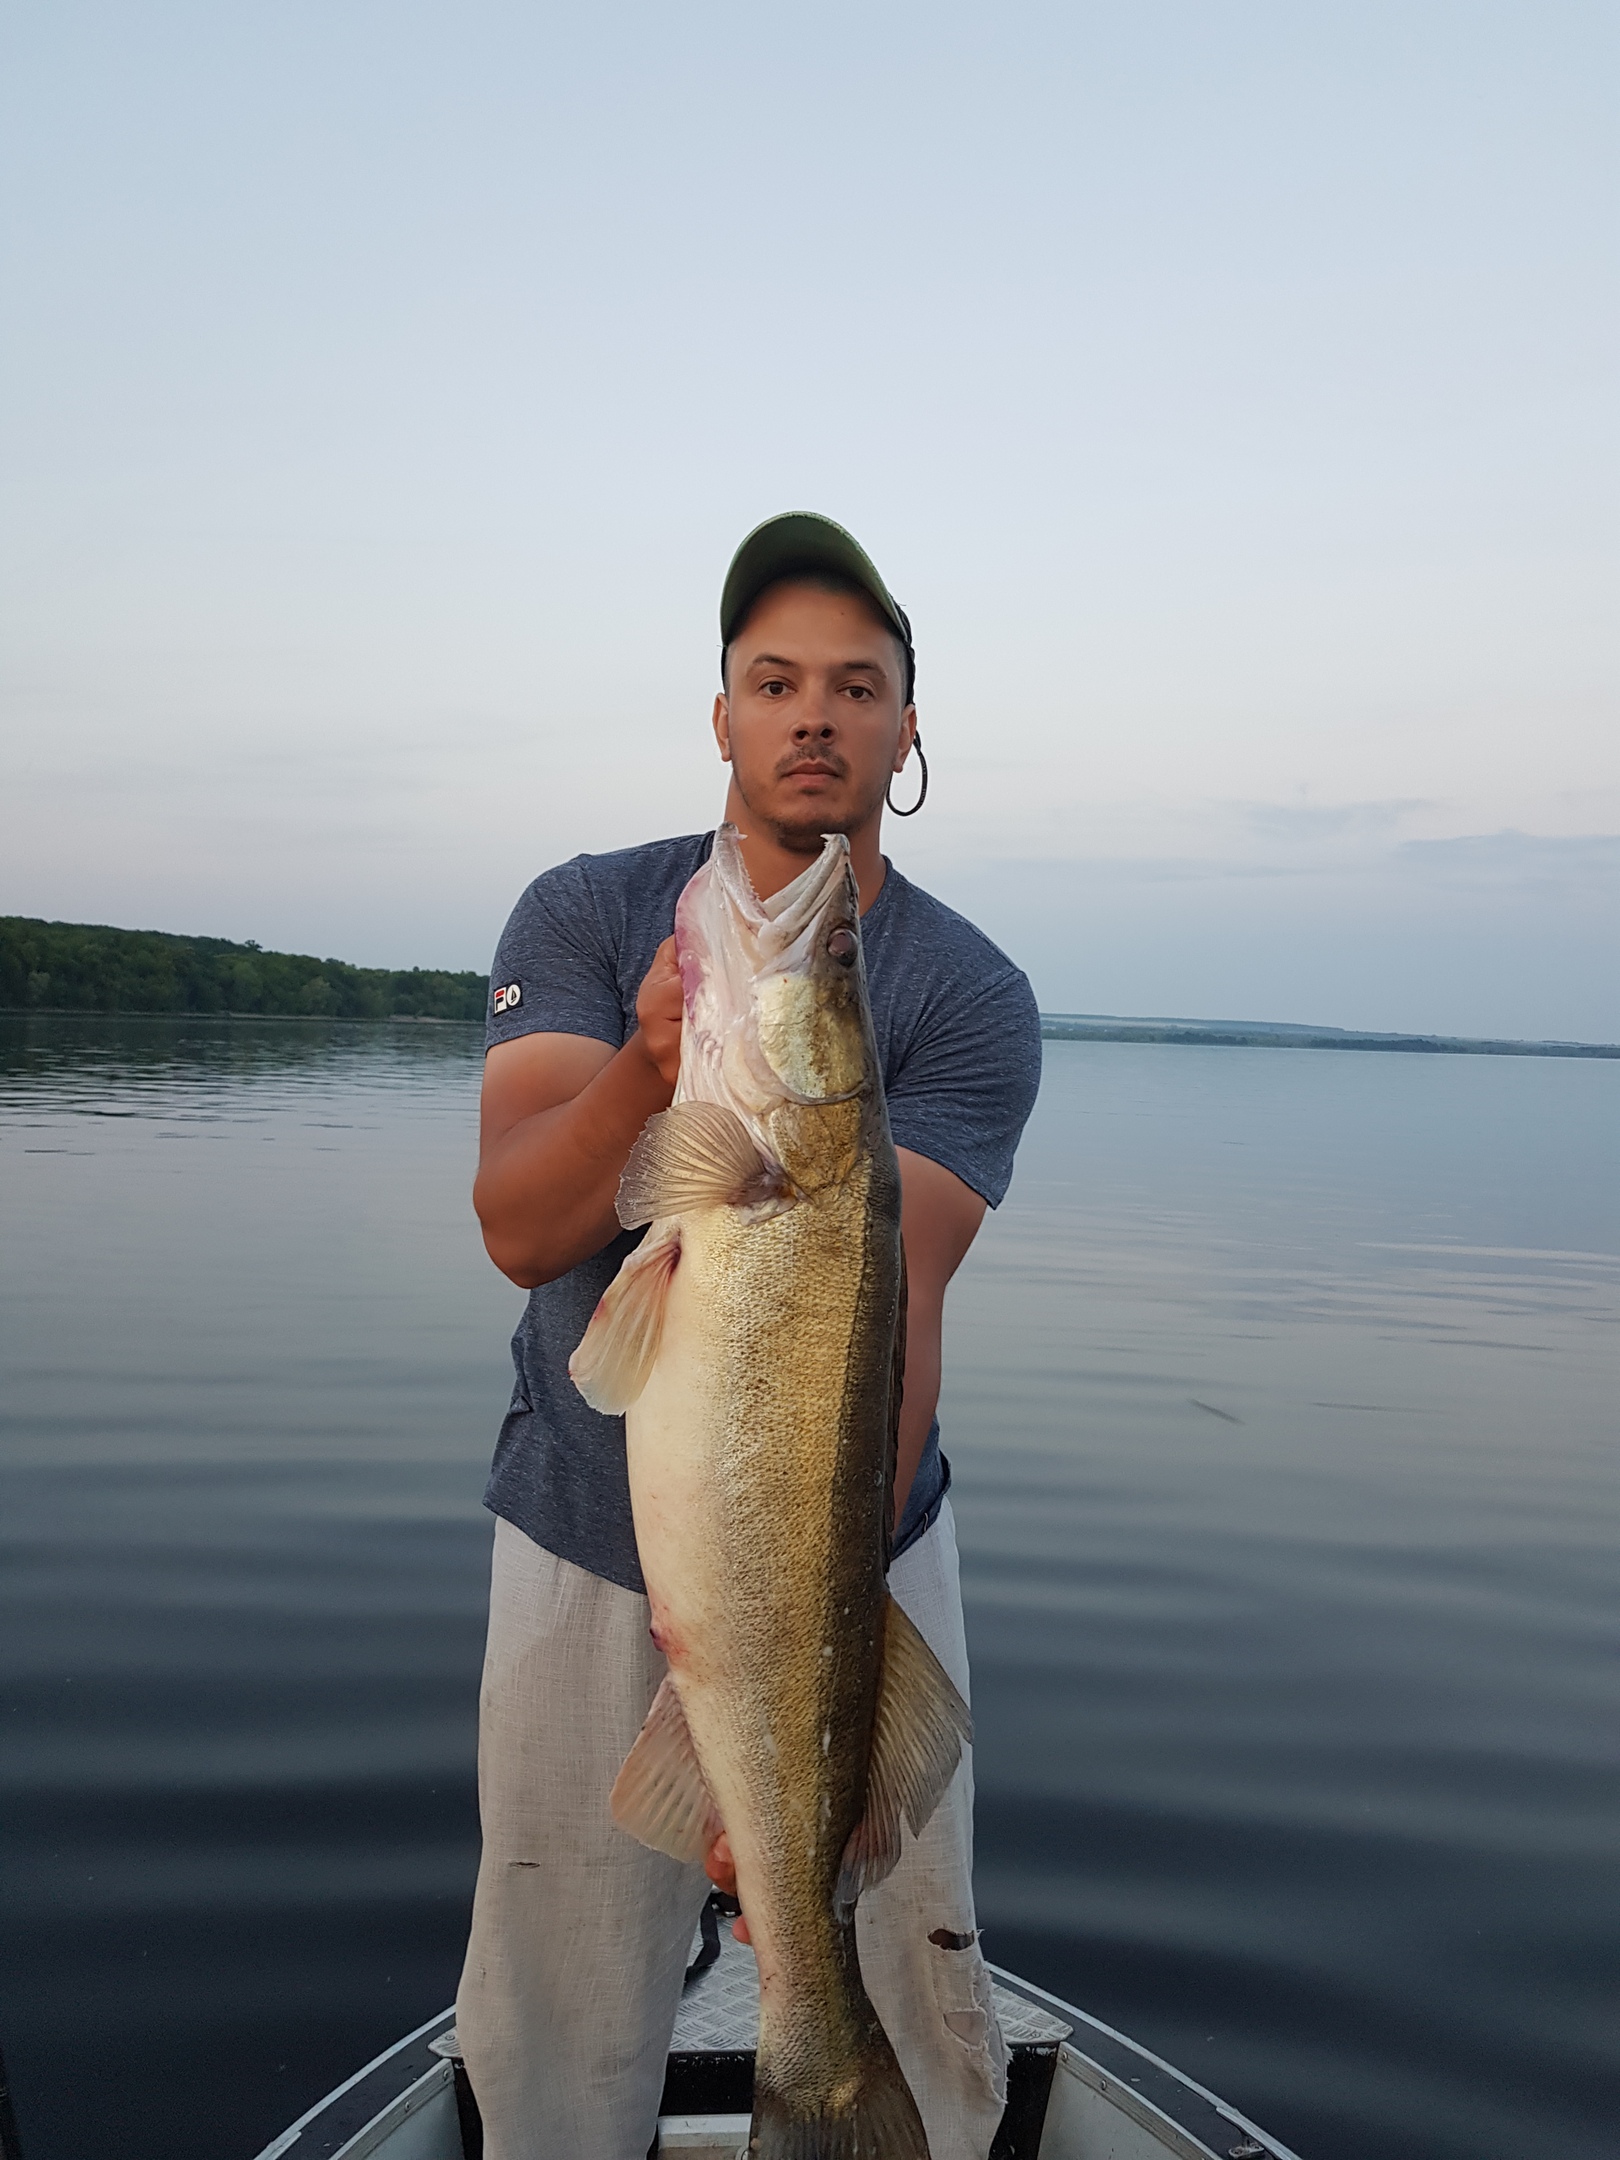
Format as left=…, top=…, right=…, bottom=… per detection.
left=568, top=1224, right=681, bottom=1413
left=610, top=1674, right=723, bottom=1865
left=616, top=1101, right=789, bottom=1231
left=836, top=1595, right=973, bottom=1915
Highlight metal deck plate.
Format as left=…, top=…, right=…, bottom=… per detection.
left=671, top=1920, right=1071, bottom=2054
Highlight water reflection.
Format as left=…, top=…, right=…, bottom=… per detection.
left=1, top=1019, right=1616, bottom=2160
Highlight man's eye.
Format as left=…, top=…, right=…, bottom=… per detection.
left=845, top=683, right=873, bottom=701
left=761, top=679, right=789, bottom=696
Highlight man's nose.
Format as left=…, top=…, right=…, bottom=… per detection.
left=791, top=711, right=837, bottom=741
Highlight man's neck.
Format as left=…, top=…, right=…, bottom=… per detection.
left=720, top=782, right=889, bottom=915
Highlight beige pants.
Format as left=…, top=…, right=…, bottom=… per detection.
left=456, top=1501, right=1008, bottom=2160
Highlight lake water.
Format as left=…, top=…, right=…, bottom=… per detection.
left=1, top=1016, right=1616, bottom=2160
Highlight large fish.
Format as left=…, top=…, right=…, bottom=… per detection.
left=570, top=826, right=970, bottom=2160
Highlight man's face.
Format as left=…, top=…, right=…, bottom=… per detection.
left=713, top=580, right=915, bottom=852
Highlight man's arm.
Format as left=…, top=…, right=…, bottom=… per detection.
left=474, top=938, right=683, bottom=1288
left=892, top=1146, right=987, bottom=1527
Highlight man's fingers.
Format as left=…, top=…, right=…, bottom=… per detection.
left=633, top=936, right=685, bottom=1088
left=644, top=937, right=680, bottom=996
left=705, top=1832, right=749, bottom=1939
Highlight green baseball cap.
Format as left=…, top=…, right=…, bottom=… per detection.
left=720, top=512, right=915, bottom=701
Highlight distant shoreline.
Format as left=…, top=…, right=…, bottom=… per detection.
left=0, top=916, right=486, bottom=1023
left=0, top=1007, right=469, bottom=1024
left=1040, top=1015, right=1620, bottom=1060
left=4, top=917, right=1615, bottom=1058
left=6, top=1005, right=1616, bottom=1061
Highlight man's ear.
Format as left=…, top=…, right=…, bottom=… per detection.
left=893, top=704, right=918, bottom=774
left=712, top=692, right=732, bottom=764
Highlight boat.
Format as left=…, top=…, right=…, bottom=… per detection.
left=251, top=1896, right=1302, bottom=2160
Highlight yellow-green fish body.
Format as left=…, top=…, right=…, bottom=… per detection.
left=571, top=829, right=969, bottom=2159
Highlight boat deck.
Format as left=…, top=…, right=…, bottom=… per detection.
left=657, top=1915, right=1072, bottom=2154
left=670, top=1911, right=1072, bottom=2050
left=254, top=1906, right=1303, bottom=2160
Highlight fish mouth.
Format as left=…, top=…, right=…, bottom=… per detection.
left=675, top=828, right=871, bottom=1117
left=715, top=825, right=854, bottom=954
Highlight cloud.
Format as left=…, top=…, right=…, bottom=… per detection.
left=1394, top=830, right=1620, bottom=887
left=1244, top=798, right=1435, bottom=841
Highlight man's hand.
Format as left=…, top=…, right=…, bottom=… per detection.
left=473, top=943, right=685, bottom=1288
left=704, top=1831, right=752, bottom=1944
left=635, top=937, right=683, bottom=1089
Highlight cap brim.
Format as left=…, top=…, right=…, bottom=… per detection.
left=720, top=512, right=908, bottom=649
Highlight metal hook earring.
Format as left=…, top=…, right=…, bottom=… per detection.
left=886, top=730, right=928, bottom=817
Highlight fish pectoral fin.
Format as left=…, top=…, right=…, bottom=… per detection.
left=610, top=1674, right=723, bottom=1865
left=568, top=1224, right=681, bottom=1413
left=836, top=1595, right=973, bottom=1915
left=616, top=1101, right=790, bottom=1230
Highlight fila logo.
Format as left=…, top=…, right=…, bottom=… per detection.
left=493, top=982, right=522, bottom=1014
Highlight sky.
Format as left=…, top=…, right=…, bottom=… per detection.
left=2, top=0, right=1615, bottom=1039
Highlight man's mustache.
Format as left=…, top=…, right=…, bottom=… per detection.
left=775, top=752, right=849, bottom=780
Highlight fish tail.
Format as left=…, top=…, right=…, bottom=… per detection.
left=750, top=2034, right=930, bottom=2160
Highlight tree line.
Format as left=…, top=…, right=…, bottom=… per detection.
left=0, top=917, right=489, bottom=1022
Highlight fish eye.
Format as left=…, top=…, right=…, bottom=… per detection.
left=826, top=928, right=857, bottom=967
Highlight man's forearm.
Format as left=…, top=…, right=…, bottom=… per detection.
left=889, top=1148, right=985, bottom=1536
left=892, top=1320, right=942, bottom=1532
left=475, top=1036, right=673, bottom=1288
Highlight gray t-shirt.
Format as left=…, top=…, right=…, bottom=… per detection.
left=483, top=831, right=1042, bottom=1594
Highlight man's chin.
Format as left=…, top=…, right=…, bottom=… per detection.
left=750, top=792, right=863, bottom=849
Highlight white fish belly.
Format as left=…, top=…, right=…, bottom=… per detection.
left=625, top=1209, right=735, bottom=1681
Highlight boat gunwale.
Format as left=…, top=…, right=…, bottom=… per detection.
left=986, top=1963, right=1305, bottom=2160
left=249, top=2009, right=455, bottom=2160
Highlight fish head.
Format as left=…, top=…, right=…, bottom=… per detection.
left=674, top=827, right=879, bottom=1131
left=755, top=852, right=869, bottom=1106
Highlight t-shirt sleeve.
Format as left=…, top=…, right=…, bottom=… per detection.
left=485, top=858, right=629, bottom=1052
left=886, top=963, right=1042, bottom=1207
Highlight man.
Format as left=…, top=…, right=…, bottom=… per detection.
left=457, top=514, right=1042, bottom=2160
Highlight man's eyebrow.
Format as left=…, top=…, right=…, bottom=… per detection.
left=745, top=653, right=887, bottom=675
